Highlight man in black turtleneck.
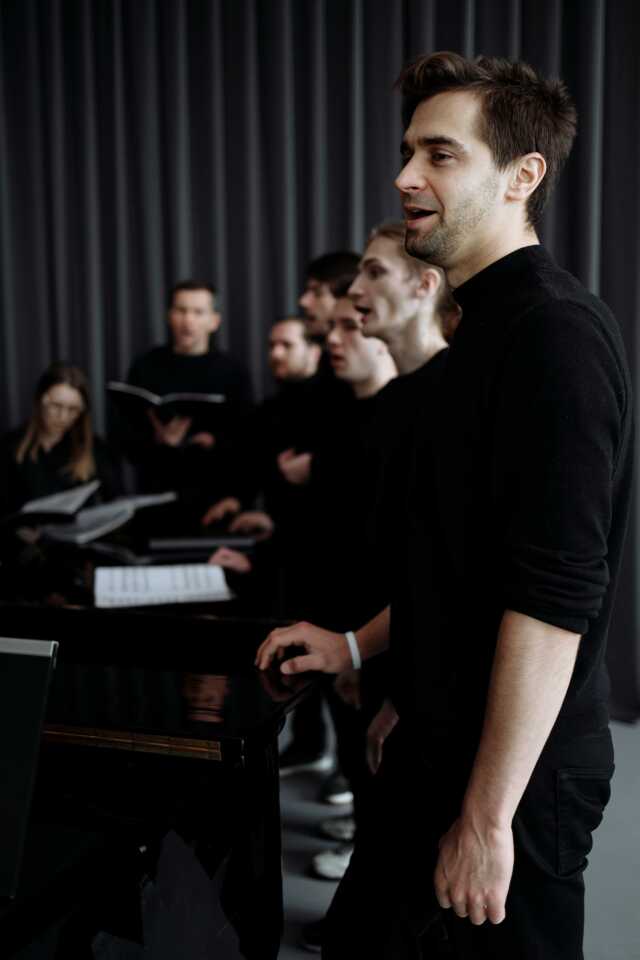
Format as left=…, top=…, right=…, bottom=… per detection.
left=257, top=53, right=633, bottom=960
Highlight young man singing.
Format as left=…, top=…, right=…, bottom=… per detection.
left=258, top=53, right=633, bottom=959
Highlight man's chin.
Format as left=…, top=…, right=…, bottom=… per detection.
left=361, top=318, right=384, bottom=340
left=405, top=230, right=443, bottom=265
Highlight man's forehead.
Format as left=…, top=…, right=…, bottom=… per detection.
left=403, top=90, right=482, bottom=148
left=172, top=288, right=214, bottom=308
left=362, top=235, right=404, bottom=268
left=331, top=298, right=361, bottom=322
left=271, top=319, right=303, bottom=339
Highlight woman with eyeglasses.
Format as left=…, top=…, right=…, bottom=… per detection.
left=1, top=361, right=119, bottom=515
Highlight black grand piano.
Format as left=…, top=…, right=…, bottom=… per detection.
left=0, top=603, right=308, bottom=959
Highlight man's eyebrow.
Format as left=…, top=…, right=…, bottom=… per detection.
left=361, top=256, right=384, bottom=268
left=400, top=135, right=467, bottom=154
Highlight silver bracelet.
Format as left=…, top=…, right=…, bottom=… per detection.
left=344, top=630, right=362, bottom=671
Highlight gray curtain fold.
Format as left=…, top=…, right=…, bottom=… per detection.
left=0, top=0, right=638, bottom=715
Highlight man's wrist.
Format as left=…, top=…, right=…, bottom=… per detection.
left=344, top=630, right=361, bottom=670
left=461, top=791, right=514, bottom=832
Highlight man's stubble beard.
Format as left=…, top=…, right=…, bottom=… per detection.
left=404, top=172, right=501, bottom=266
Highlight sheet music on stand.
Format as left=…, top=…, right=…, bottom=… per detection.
left=94, top=564, right=233, bottom=608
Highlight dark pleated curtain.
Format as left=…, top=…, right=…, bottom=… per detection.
left=0, top=0, right=638, bottom=716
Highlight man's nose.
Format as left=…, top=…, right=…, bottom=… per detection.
left=299, top=291, right=311, bottom=308
left=349, top=276, right=364, bottom=300
left=395, top=156, right=427, bottom=194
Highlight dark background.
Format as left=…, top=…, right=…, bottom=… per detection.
left=0, top=0, right=638, bottom=717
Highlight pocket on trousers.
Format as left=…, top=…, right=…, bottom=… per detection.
left=556, top=766, right=613, bottom=877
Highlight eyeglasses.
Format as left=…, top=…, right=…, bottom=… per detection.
left=41, top=398, right=84, bottom=418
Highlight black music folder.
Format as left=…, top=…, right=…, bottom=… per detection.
left=0, top=637, right=58, bottom=898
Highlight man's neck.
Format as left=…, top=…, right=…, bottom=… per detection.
left=353, top=367, right=396, bottom=399
left=447, top=226, right=540, bottom=290
left=172, top=345, right=209, bottom=357
left=385, top=311, right=448, bottom=375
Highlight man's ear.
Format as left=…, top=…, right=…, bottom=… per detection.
left=505, top=153, right=546, bottom=205
left=210, top=310, right=222, bottom=333
left=415, top=267, right=441, bottom=301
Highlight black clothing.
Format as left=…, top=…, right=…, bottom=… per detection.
left=324, top=722, right=614, bottom=960
left=305, top=391, right=379, bottom=629
left=118, top=344, right=252, bottom=502
left=128, top=344, right=252, bottom=412
left=305, top=350, right=450, bottom=631
left=390, top=246, right=633, bottom=756
left=221, top=374, right=336, bottom=519
left=0, top=428, right=120, bottom=516
left=327, top=246, right=632, bottom=958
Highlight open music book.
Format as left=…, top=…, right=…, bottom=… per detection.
left=94, top=564, right=232, bottom=607
left=108, top=381, right=226, bottom=420
left=19, top=480, right=101, bottom=517
left=41, top=491, right=177, bottom=545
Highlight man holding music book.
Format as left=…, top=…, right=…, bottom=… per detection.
left=112, top=280, right=252, bottom=514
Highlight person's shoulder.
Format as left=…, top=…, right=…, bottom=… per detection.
left=209, top=347, right=246, bottom=369
left=503, top=294, right=630, bottom=417
left=379, top=348, right=449, bottom=403
left=517, top=291, right=626, bottom=370
left=128, top=344, right=170, bottom=377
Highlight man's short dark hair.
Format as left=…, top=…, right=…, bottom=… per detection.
left=329, top=272, right=359, bottom=300
left=168, top=280, right=217, bottom=309
left=307, top=252, right=360, bottom=294
left=397, top=51, right=577, bottom=227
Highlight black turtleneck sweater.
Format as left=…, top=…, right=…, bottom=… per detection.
left=115, top=344, right=252, bottom=500
left=390, top=246, right=633, bottom=757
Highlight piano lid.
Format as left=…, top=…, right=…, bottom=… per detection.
left=0, top=603, right=312, bottom=741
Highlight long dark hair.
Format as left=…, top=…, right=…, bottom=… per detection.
left=16, top=362, right=95, bottom=482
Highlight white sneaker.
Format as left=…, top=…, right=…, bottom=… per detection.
left=318, top=816, right=356, bottom=842
left=310, top=843, right=354, bottom=880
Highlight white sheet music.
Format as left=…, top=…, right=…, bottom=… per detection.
left=94, top=564, right=232, bottom=607
left=20, top=479, right=101, bottom=515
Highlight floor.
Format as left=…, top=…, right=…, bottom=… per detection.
left=278, top=720, right=640, bottom=959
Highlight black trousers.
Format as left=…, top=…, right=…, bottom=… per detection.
left=322, top=721, right=613, bottom=960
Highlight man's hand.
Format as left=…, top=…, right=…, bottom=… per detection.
left=366, top=698, right=398, bottom=774
left=209, top=546, right=252, bottom=574
left=229, top=510, right=274, bottom=540
left=334, top=669, right=361, bottom=709
left=148, top=410, right=192, bottom=447
left=277, top=448, right=312, bottom=485
left=434, top=815, right=513, bottom=926
left=255, top=622, right=353, bottom=676
left=188, top=431, right=216, bottom=449
left=201, top=497, right=241, bottom=526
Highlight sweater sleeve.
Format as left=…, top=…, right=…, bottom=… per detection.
left=492, top=301, right=628, bottom=635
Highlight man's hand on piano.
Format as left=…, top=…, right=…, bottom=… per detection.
left=255, top=622, right=352, bottom=676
